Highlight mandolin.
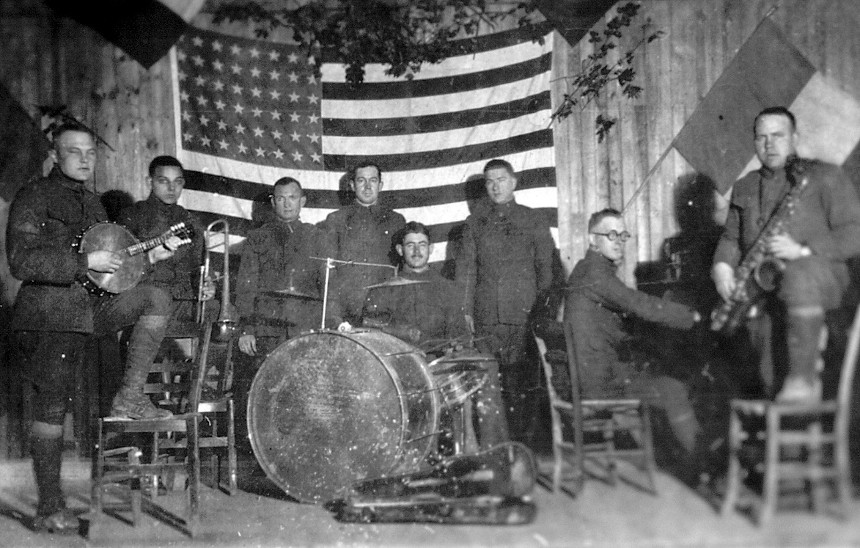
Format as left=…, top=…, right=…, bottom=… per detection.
left=76, top=221, right=194, bottom=295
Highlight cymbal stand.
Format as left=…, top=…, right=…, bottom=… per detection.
left=310, top=257, right=398, bottom=330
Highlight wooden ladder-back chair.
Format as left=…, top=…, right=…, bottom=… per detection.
left=534, top=326, right=657, bottom=496
left=721, top=302, right=860, bottom=524
left=88, top=321, right=236, bottom=538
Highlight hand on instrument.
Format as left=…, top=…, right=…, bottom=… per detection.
left=87, top=250, right=123, bottom=273
left=711, top=262, right=736, bottom=302
left=148, top=235, right=188, bottom=263
left=201, top=277, right=216, bottom=301
left=766, top=233, right=805, bottom=261
left=239, top=334, right=257, bottom=356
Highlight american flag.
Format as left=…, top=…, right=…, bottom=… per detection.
left=172, top=23, right=558, bottom=265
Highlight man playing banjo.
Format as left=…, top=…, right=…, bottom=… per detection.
left=7, top=122, right=185, bottom=533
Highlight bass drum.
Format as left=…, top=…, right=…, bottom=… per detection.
left=247, top=329, right=440, bottom=503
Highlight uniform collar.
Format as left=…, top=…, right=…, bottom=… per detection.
left=49, top=167, right=87, bottom=191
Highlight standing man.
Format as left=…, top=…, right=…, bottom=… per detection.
left=320, top=162, right=405, bottom=325
left=7, top=122, right=178, bottom=533
left=455, top=159, right=555, bottom=445
left=565, top=208, right=703, bottom=469
left=234, top=177, right=331, bottom=441
left=118, top=155, right=215, bottom=325
left=712, top=106, right=860, bottom=403
left=359, top=222, right=509, bottom=449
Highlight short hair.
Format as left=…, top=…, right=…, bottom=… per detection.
left=754, top=106, right=796, bottom=133
left=148, top=155, right=183, bottom=177
left=483, top=158, right=515, bottom=176
left=588, top=208, right=622, bottom=232
left=350, top=162, right=382, bottom=181
left=273, top=176, right=303, bottom=194
left=52, top=121, right=94, bottom=149
left=398, top=221, right=431, bottom=246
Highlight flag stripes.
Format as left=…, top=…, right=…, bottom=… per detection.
left=174, top=22, right=557, bottom=265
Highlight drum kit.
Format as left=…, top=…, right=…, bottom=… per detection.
left=198, top=228, right=534, bottom=517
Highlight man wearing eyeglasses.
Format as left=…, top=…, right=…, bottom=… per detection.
left=320, top=162, right=405, bottom=324
left=565, top=208, right=703, bottom=478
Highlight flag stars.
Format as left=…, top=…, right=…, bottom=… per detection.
left=192, top=55, right=204, bottom=66
left=288, top=92, right=300, bottom=102
left=231, top=64, right=242, bottom=75
left=290, top=131, right=301, bottom=142
left=249, top=47, right=261, bottom=59
left=230, top=44, right=241, bottom=56
left=270, top=110, right=282, bottom=121
left=250, top=67, right=261, bottom=78
left=192, top=36, right=203, bottom=47
left=287, top=53, right=298, bottom=63
left=253, top=127, right=264, bottom=138
left=218, top=139, right=229, bottom=150
left=180, top=91, right=190, bottom=102
left=212, top=41, right=223, bottom=52
left=233, top=103, right=245, bottom=114
left=183, top=132, right=192, bottom=142
left=181, top=111, right=191, bottom=122
left=268, top=69, right=281, bottom=81
left=287, top=72, right=299, bottom=83
left=235, top=123, right=246, bottom=134
left=311, top=152, right=322, bottom=163
left=194, top=75, right=206, bottom=87
left=307, top=133, right=320, bottom=144
left=307, top=56, right=315, bottom=65
left=306, top=74, right=316, bottom=85
left=292, top=150, right=303, bottom=162
left=195, top=95, right=208, bottom=106
left=255, top=147, right=266, bottom=157
left=176, top=50, right=187, bottom=62
left=289, top=111, right=301, bottom=123
left=269, top=90, right=281, bottom=101
left=200, top=136, right=211, bottom=147
left=231, top=84, right=243, bottom=95
left=217, top=120, right=228, bottom=131
left=212, top=79, right=225, bottom=91
left=215, top=99, right=226, bottom=110
left=307, top=113, right=320, bottom=124
left=251, top=87, right=262, bottom=98
left=268, top=50, right=280, bottom=61
left=237, top=143, right=248, bottom=154
left=272, top=129, right=283, bottom=140
left=212, top=59, right=224, bottom=72
left=199, top=115, right=210, bottom=126
left=273, top=149, right=285, bottom=160
left=307, top=94, right=319, bottom=105
left=177, top=70, right=187, bottom=81
left=251, top=107, right=263, bottom=117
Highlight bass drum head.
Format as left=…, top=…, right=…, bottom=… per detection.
left=247, top=330, right=439, bottom=503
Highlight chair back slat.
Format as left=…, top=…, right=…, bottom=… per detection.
left=534, top=332, right=563, bottom=404
left=836, top=303, right=860, bottom=442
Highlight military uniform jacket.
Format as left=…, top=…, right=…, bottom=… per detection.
left=236, top=219, right=328, bottom=337
left=117, top=194, right=204, bottom=300
left=713, top=159, right=860, bottom=287
left=362, top=269, right=468, bottom=345
left=564, top=249, right=697, bottom=397
left=320, top=202, right=405, bottom=321
left=456, top=200, right=554, bottom=327
left=7, top=168, right=107, bottom=333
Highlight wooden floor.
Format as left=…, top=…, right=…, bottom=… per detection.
left=0, top=451, right=858, bottom=548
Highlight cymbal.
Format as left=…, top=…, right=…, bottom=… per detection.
left=264, top=288, right=322, bottom=300
left=364, top=277, right=430, bottom=290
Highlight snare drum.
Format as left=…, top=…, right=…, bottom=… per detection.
left=247, top=329, right=440, bottom=503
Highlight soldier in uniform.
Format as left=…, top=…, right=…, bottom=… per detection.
left=357, top=221, right=509, bottom=450
left=7, top=122, right=179, bottom=533
left=118, top=155, right=215, bottom=324
left=320, top=162, right=405, bottom=324
left=455, top=159, right=555, bottom=445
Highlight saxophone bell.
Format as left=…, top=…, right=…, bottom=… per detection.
left=753, top=256, right=785, bottom=293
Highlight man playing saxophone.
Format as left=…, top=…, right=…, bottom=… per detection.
left=711, top=106, right=860, bottom=403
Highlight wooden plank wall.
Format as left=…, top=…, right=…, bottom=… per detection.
left=551, top=0, right=860, bottom=282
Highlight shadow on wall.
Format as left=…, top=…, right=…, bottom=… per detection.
left=100, top=189, right=135, bottom=223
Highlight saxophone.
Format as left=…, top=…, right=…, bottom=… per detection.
left=710, top=160, right=809, bottom=335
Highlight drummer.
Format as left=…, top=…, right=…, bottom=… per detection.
left=342, top=221, right=509, bottom=450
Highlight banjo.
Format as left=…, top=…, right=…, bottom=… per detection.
left=76, top=221, right=194, bottom=295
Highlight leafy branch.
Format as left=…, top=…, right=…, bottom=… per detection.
left=549, top=2, right=662, bottom=142
left=212, top=0, right=541, bottom=87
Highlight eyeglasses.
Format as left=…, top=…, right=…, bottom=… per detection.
left=590, top=230, right=631, bottom=242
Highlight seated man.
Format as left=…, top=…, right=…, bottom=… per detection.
left=354, top=221, right=509, bottom=450
left=564, top=208, right=704, bottom=477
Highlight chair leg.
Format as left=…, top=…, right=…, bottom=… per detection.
left=129, top=450, right=142, bottom=526
left=807, top=422, right=826, bottom=514
left=721, top=408, right=742, bottom=517
left=640, top=405, right=658, bottom=495
left=92, top=420, right=105, bottom=516
left=187, top=416, right=200, bottom=538
left=835, top=428, right=852, bottom=520
left=227, top=400, right=238, bottom=495
left=759, top=410, right=780, bottom=526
